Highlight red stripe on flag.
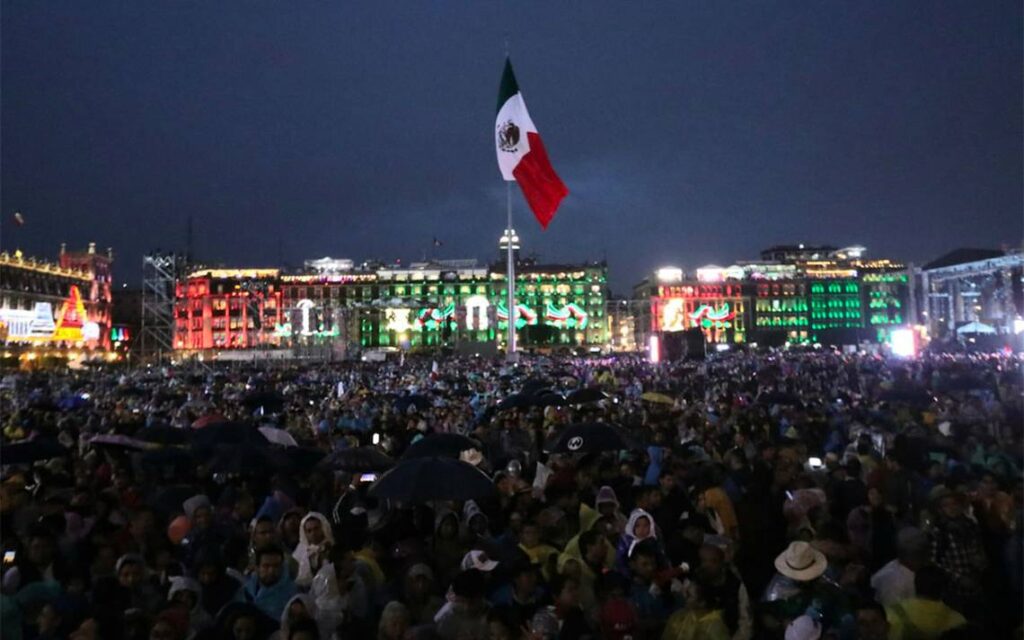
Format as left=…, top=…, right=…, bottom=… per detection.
left=513, top=132, right=568, bottom=230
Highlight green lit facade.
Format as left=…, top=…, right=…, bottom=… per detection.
left=638, top=255, right=911, bottom=348
left=273, top=261, right=608, bottom=352
left=862, top=271, right=909, bottom=340
left=809, top=279, right=863, bottom=331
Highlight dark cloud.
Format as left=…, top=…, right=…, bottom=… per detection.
left=2, top=1, right=1020, bottom=293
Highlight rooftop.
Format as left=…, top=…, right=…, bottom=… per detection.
left=923, top=248, right=1005, bottom=271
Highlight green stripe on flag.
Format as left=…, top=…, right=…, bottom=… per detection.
left=497, top=58, right=519, bottom=113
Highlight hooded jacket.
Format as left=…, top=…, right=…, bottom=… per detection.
left=434, top=509, right=466, bottom=586
left=615, top=509, right=658, bottom=575
left=274, top=593, right=332, bottom=640
left=293, top=512, right=334, bottom=589
left=168, top=576, right=213, bottom=637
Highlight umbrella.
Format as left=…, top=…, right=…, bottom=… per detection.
left=205, top=444, right=289, bottom=475
left=191, top=422, right=269, bottom=448
left=394, top=395, right=432, bottom=413
left=531, top=390, right=567, bottom=408
left=320, top=446, right=396, bottom=473
left=258, top=427, right=298, bottom=448
left=956, top=321, right=996, bottom=335
left=280, top=447, right=326, bottom=471
left=641, top=392, right=675, bottom=405
left=2, top=438, right=69, bottom=465
left=89, top=434, right=150, bottom=451
left=546, top=423, right=637, bottom=454
left=402, top=433, right=481, bottom=460
left=497, top=393, right=534, bottom=412
left=191, top=414, right=229, bottom=429
left=140, top=448, right=195, bottom=470
left=136, top=425, right=190, bottom=446
left=369, top=456, right=494, bottom=502
left=520, top=378, right=552, bottom=396
left=242, top=391, right=285, bottom=414
left=566, top=388, right=609, bottom=405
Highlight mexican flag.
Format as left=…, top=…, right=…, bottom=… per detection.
left=495, top=58, right=568, bottom=230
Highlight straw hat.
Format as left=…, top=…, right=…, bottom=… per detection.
left=774, top=541, right=827, bottom=582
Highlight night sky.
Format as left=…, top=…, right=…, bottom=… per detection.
left=2, top=2, right=1021, bottom=294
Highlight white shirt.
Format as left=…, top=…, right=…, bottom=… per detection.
left=870, top=559, right=915, bottom=606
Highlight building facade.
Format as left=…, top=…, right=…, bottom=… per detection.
left=0, top=244, right=115, bottom=354
left=634, top=245, right=911, bottom=352
left=173, top=256, right=608, bottom=356
left=913, top=249, right=1023, bottom=338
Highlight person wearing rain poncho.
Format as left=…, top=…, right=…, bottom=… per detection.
left=433, top=509, right=466, bottom=588
left=310, top=547, right=370, bottom=639
left=271, top=593, right=333, bottom=640
left=167, top=576, right=213, bottom=637
left=616, top=508, right=665, bottom=576
left=293, top=512, right=334, bottom=590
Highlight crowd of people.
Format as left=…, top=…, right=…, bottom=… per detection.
left=1, top=349, right=1021, bottom=640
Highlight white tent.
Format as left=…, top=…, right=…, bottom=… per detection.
left=956, top=321, right=996, bottom=335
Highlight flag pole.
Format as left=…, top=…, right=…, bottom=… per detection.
left=506, top=182, right=517, bottom=361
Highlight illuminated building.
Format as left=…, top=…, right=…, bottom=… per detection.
left=173, top=253, right=607, bottom=355
left=174, top=269, right=284, bottom=350
left=0, top=244, right=115, bottom=353
left=914, top=248, right=1023, bottom=339
left=634, top=245, right=910, bottom=352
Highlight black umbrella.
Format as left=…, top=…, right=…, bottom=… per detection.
left=520, top=378, right=552, bottom=396
left=497, top=393, right=534, bottom=412
left=136, top=425, right=191, bottom=446
left=546, top=423, right=637, bottom=454
left=402, top=433, right=481, bottom=459
left=205, top=444, right=288, bottom=476
left=394, top=395, right=432, bottom=413
left=320, top=446, right=396, bottom=472
left=369, top=456, right=494, bottom=502
left=140, top=447, right=195, bottom=470
left=2, top=438, right=69, bottom=465
left=566, top=387, right=609, bottom=405
left=242, top=391, right=285, bottom=414
left=531, top=390, right=567, bottom=408
left=191, top=422, right=269, bottom=448
left=89, top=434, right=150, bottom=451
left=280, top=447, right=326, bottom=471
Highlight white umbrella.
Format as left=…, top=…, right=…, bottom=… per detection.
left=956, top=321, right=996, bottom=335
left=258, top=426, right=297, bottom=447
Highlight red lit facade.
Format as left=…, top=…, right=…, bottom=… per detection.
left=174, top=270, right=284, bottom=350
